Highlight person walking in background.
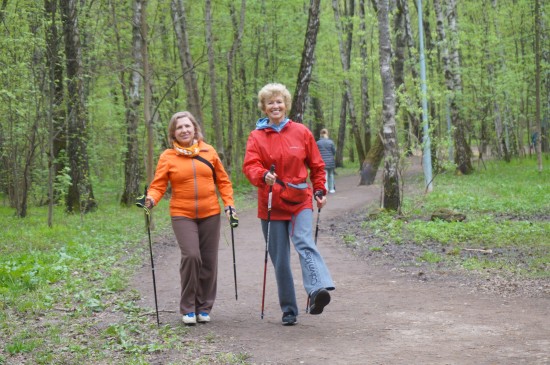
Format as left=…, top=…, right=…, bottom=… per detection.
left=316, top=128, right=336, bottom=193
left=243, top=83, right=335, bottom=326
left=145, top=111, right=236, bottom=325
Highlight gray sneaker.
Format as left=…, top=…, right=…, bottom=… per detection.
left=308, top=288, right=331, bottom=315
left=282, top=312, right=297, bottom=325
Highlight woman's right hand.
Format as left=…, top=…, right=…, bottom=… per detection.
left=264, top=171, right=277, bottom=186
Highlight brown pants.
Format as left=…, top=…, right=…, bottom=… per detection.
left=171, top=214, right=220, bottom=315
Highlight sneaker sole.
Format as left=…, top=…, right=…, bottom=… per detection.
left=309, top=289, right=331, bottom=315
left=282, top=318, right=297, bottom=326
left=197, top=317, right=210, bottom=323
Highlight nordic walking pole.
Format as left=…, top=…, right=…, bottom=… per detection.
left=261, top=164, right=275, bottom=319
left=136, top=186, right=160, bottom=327
left=306, top=197, right=322, bottom=313
left=229, top=207, right=239, bottom=300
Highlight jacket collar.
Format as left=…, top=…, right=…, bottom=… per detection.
left=255, top=117, right=290, bottom=132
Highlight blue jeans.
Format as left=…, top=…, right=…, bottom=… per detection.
left=325, top=168, right=335, bottom=191
left=261, top=208, right=335, bottom=315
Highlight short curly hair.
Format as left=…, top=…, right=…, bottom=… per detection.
left=257, top=83, right=292, bottom=114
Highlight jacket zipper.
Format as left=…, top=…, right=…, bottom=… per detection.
left=191, top=159, right=199, bottom=218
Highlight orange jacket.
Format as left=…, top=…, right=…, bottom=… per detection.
left=148, top=141, right=234, bottom=218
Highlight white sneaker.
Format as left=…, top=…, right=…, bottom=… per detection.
left=197, top=312, right=211, bottom=323
left=182, top=312, right=196, bottom=325
left=329, top=189, right=336, bottom=194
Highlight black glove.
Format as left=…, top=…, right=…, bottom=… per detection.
left=314, top=190, right=324, bottom=200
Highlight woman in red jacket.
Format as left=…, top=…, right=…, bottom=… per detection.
left=145, top=111, right=235, bottom=325
left=243, top=83, right=335, bottom=326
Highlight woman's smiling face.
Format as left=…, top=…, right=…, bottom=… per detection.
left=174, top=117, right=195, bottom=146
left=264, top=94, right=286, bottom=125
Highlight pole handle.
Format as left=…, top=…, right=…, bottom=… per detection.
left=229, top=207, right=239, bottom=228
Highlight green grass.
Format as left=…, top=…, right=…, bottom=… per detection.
left=0, top=181, right=254, bottom=364
left=362, top=157, right=550, bottom=277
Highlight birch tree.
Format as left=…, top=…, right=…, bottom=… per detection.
left=434, top=0, right=472, bottom=174
left=377, top=0, right=400, bottom=210
left=117, top=0, right=143, bottom=206
left=290, top=0, right=321, bottom=123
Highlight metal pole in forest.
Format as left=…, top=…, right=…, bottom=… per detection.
left=417, top=0, right=434, bottom=192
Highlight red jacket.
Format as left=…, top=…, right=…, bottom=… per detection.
left=243, top=120, right=326, bottom=220
left=148, top=141, right=234, bottom=218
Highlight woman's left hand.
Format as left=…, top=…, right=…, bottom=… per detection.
left=225, top=206, right=238, bottom=227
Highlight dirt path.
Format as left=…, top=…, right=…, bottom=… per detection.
left=133, top=159, right=550, bottom=365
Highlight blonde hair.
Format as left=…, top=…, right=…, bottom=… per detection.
left=167, top=111, right=204, bottom=145
left=320, top=128, right=329, bottom=138
left=257, top=83, right=292, bottom=113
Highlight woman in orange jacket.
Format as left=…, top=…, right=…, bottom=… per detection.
left=145, top=111, right=236, bottom=325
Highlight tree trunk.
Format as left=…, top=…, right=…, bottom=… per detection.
left=141, top=1, right=154, bottom=185
left=0, top=0, right=7, bottom=24
left=377, top=0, right=400, bottom=211
left=311, top=96, right=325, bottom=140
left=447, top=0, right=472, bottom=174
left=360, top=132, right=384, bottom=185
left=393, top=0, right=406, bottom=99
left=290, top=0, right=321, bottom=123
left=534, top=0, right=543, bottom=170
left=119, top=0, right=143, bottom=206
left=225, top=0, right=246, bottom=176
left=45, top=0, right=65, bottom=225
left=205, top=0, right=224, bottom=156
left=400, top=0, right=422, bottom=155
left=60, top=0, right=96, bottom=214
left=171, top=0, right=204, bottom=126
left=332, top=0, right=366, bottom=166
left=491, top=0, right=513, bottom=161
left=336, top=92, right=347, bottom=167
left=358, top=0, right=372, bottom=158
left=434, top=0, right=472, bottom=174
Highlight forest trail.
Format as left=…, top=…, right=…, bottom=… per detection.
left=132, top=156, right=549, bottom=365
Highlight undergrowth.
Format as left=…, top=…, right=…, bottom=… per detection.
left=0, top=182, right=254, bottom=365
left=360, top=157, right=550, bottom=277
